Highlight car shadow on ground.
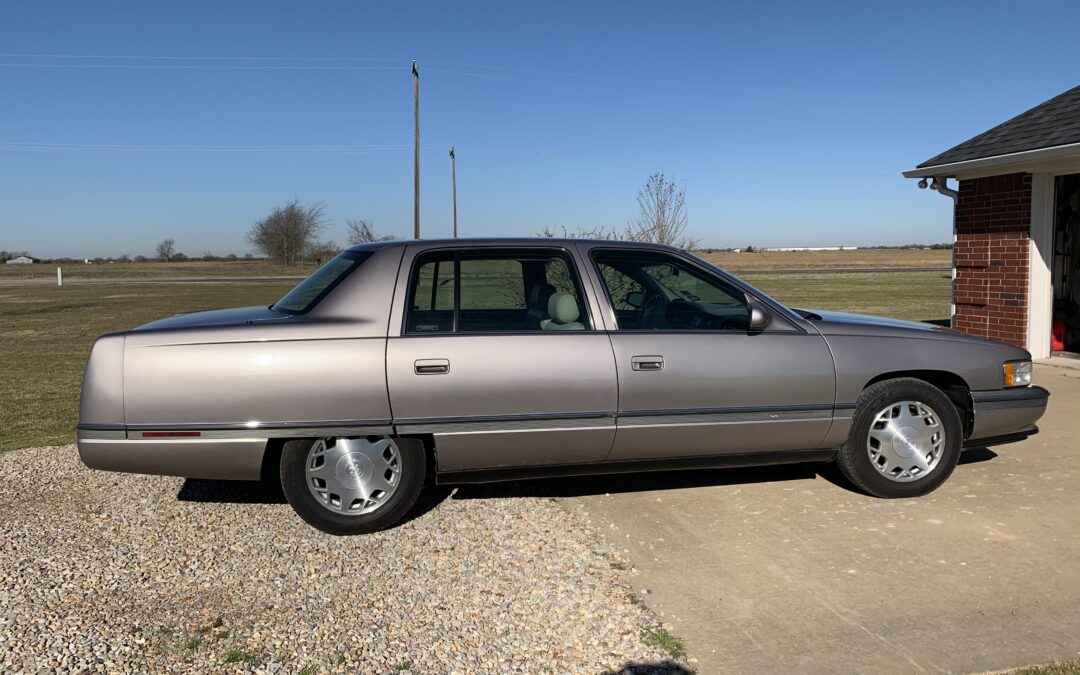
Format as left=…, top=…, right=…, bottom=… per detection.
left=605, top=662, right=694, bottom=675
left=813, top=446, right=998, bottom=492
left=452, top=461, right=823, bottom=501
left=456, top=447, right=999, bottom=501
left=176, top=477, right=286, bottom=505
left=175, top=447, right=999, bottom=520
left=176, top=475, right=455, bottom=527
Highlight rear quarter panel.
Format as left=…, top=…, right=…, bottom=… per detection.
left=122, top=245, right=404, bottom=428
left=79, top=333, right=126, bottom=425
left=123, top=330, right=390, bottom=426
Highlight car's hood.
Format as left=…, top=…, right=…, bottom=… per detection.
left=133, top=305, right=289, bottom=331
left=802, top=309, right=946, bottom=333
left=797, top=308, right=991, bottom=343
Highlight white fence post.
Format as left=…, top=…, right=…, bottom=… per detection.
left=57, top=266, right=63, bottom=287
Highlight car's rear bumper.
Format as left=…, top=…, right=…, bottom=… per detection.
left=965, top=385, right=1049, bottom=447
left=76, top=427, right=266, bottom=480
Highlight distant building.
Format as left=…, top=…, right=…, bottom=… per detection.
left=5, top=255, right=39, bottom=264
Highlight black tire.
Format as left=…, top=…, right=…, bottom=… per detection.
left=280, top=436, right=426, bottom=535
left=837, top=378, right=963, bottom=498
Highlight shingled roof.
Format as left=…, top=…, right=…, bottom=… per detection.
left=917, top=84, right=1080, bottom=169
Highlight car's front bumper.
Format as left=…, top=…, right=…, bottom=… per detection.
left=965, top=385, right=1049, bottom=448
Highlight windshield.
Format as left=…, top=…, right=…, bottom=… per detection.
left=272, top=250, right=371, bottom=314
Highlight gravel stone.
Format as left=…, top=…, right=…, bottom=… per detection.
left=0, top=446, right=687, bottom=673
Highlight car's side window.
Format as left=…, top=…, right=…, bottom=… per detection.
left=593, top=250, right=750, bottom=331
left=599, top=265, right=645, bottom=311
left=407, top=253, right=456, bottom=333
left=405, top=249, right=590, bottom=333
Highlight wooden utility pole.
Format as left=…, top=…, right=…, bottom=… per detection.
left=412, top=60, right=420, bottom=239
left=450, top=145, right=458, bottom=238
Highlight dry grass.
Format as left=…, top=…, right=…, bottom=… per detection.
left=0, top=259, right=315, bottom=281
left=0, top=282, right=294, bottom=452
left=747, top=271, right=951, bottom=323
left=0, top=256, right=951, bottom=453
left=0, top=249, right=952, bottom=281
left=1011, top=660, right=1080, bottom=675
left=702, top=247, right=951, bottom=271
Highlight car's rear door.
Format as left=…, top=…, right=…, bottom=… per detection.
left=385, top=243, right=618, bottom=472
left=581, top=245, right=837, bottom=461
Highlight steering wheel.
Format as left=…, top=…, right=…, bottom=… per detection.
left=640, top=294, right=667, bottom=329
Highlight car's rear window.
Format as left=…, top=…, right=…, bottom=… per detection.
left=272, top=250, right=371, bottom=314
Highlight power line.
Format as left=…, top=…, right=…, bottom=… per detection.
left=0, top=52, right=402, bottom=61
left=0, top=52, right=687, bottom=91
left=0, top=141, right=420, bottom=155
left=0, top=63, right=401, bottom=70
left=422, top=66, right=670, bottom=97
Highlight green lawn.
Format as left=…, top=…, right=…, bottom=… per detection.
left=0, top=270, right=950, bottom=452
left=745, top=271, right=952, bottom=323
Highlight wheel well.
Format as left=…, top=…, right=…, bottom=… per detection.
left=863, top=370, right=973, bottom=437
left=399, top=433, right=439, bottom=483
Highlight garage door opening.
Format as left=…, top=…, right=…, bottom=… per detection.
left=1052, top=173, right=1080, bottom=355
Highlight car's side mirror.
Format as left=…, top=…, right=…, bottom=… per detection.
left=749, top=301, right=771, bottom=332
left=625, top=291, right=644, bottom=309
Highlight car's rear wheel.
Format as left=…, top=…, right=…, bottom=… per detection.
left=280, top=436, right=425, bottom=535
left=837, top=378, right=963, bottom=498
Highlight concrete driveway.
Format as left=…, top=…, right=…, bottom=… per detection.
left=557, top=366, right=1080, bottom=673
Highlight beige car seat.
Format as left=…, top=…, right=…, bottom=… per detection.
left=540, top=292, right=585, bottom=331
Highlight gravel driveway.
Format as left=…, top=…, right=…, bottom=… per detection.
left=0, top=445, right=687, bottom=674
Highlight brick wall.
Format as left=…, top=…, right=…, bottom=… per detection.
left=952, top=172, right=1031, bottom=347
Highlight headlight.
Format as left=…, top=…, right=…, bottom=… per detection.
left=1003, top=360, right=1032, bottom=387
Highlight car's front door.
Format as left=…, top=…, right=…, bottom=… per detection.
left=386, top=245, right=618, bottom=472
left=585, top=247, right=837, bottom=461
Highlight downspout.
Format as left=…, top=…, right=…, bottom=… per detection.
left=929, top=176, right=959, bottom=202
left=921, top=176, right=959, bottom=319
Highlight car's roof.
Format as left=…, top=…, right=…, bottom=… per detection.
left=346, top=237, right=681, bottom=253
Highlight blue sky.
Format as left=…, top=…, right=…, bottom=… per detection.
left=1, top=1, right=1078, bottom=258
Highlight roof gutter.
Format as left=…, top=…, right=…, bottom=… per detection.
left=902, top=140, right=1080, bottom=179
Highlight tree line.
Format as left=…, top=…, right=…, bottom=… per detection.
left=6, top=174, right=704, bottom=265
left=242, top=173, right=697, bottom=266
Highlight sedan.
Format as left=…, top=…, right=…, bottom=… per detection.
left=77, top=239, right=1048, bottom=534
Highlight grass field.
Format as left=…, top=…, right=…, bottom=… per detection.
left=0, top=259, right=316, bottom=281
left=702, top=247, right=951, bottom=271
left=0, top=260, right=950, bottom=453
left=0, top=248, right=952, bottom=282
left=1, top=283, right=295, bottom=452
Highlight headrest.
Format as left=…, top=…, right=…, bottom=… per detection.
left=528, top=283, right=556, bottom=309
left=547, top=292, right=580, bottom=325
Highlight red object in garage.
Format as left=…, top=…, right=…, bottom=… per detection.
left=1052, top=318, right=1066, bottom=352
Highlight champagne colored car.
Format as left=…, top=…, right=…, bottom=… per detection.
left=77, top=240, right=1048, bottom=534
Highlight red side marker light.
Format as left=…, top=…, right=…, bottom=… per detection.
left=142, top=431, right=201, bottom=438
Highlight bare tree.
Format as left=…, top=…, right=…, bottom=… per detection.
left=306, top=239, right=341, bottom=264
left=156, top=238, right=176, bottom=262
left=536, top=224, right=618, bottom=239
left=248, top=200, right=326, bottom=266
left=624, top=173, right=699, bottom=250
left=346, top=219, right=396, bottom=244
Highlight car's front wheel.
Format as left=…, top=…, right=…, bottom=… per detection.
left=837, top=378, right=963, bottom=498
left=280, top=436, right=425, bottom=535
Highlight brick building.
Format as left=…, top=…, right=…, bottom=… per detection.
left=905, top=84, right=1080, bottom=358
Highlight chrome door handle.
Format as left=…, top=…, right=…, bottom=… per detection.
left=631, top=355, right=664, bottom=372
left=414, top=358, right=450, bottom=375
